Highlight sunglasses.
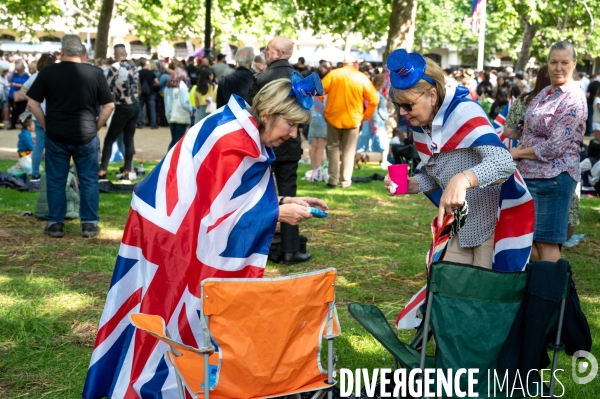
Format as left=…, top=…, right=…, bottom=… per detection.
left=392, top=91, right=426, bottom=112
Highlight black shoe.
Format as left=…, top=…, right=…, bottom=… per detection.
left=81, top=223, right=100, bottom=238
left=282, top=251, right=312, bottom=265
left=150, top=126, right=158, bottom=130
left=44, top=223, right=64, bottom=238
left=326, top=183, right=337, bottom=188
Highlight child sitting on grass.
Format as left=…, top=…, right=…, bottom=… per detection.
left=17, top=117, right=35, bottom=157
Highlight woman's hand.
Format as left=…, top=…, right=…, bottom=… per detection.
left=286, top=196, right=329, bottom=210
left=510, top=147, right=521, bottom=160
left=437, top=173, right=470, bottom=228
left=278, top=203, right=312, bottom=226
left=510, top=145, right=538, bottom=161
left=384, top=175, right=419, bottom=195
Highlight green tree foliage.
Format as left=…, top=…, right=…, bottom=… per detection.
left=2, top=0, right=599, bottom=68
left=213, top=0, right=298, bottom=46
left=413, top=0, right=526, bottom=64
left=414, top=0, right=599, bottom=68
left=293, top=0, right=393, bottom=49
left=0, top=0, right=63, bottom=34
left=526, top=0, right=600, bottom=63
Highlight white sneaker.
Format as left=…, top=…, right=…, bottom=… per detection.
left=117, top=171, right=137, bottom=181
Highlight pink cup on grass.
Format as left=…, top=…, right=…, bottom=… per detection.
left=388, top=164, right=408, bottom=194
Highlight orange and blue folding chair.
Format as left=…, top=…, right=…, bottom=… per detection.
left=131, top=268, right=340, bottom=398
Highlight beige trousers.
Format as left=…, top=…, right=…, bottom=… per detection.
left=444, top=234, right=495, bottom=269
left=326, top=123, right=360, bottom=188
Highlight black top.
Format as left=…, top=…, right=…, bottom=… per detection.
left=216, top=66, right=255, bottom=108
left=186, top=65, right=200, bottom=85
left=511, top=84, right=521, bottom=98
left=139, top=69, right=156, bottom=96
left=587, top=81, right=600, bottom=105
left=248, top=59, right=301, bottom=161
left=28, top=61, right=113, bottom=145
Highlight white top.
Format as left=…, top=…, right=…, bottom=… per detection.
left=390, top=136, right=402, bottom=145
left=593, top=97, right=600, bottom=124
left=23, top=72, right=46, bottom=119
left=0, top=74, right=8, bottom=94
left=580, top=76, right=590, bottom=94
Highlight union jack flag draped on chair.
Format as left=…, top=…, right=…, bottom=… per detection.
left=396, top=86, right=534, bottom=329
left=396, top=207, right=465, bottom=329
left=83, top=95, right=279, bottom=398
left=492, top=97, right=519, bottom=149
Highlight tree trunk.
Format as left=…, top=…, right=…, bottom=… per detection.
left=515, top=18, right=538, bottom=72
left=384, top=0, right=418, bottom=64
left=95, top=0, right=114, bottom=59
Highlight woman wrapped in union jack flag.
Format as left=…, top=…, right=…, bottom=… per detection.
left=82, top=73, right=330, bottom=399
left=384, top=49, right=533, bottom=271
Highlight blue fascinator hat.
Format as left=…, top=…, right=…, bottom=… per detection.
left=386, top=49, right=435, bottom=89
left=289, top=71, right=323, bottom=109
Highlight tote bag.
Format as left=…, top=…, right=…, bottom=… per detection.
left=170, top=85, right=190, bottom=125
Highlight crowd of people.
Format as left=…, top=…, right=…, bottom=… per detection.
left=0, top=34, right=597, bottom=266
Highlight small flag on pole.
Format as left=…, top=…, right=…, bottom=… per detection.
left=471, top=0, right=484, bottom=33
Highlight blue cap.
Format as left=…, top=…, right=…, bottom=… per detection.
left=289, top=71, right=323, bottom=110
left=387, top=49, right=435, bottom=89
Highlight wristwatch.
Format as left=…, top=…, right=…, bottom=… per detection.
left=279, top=196, right=286, bottom=205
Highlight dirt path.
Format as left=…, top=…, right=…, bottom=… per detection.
left=0, top=125, right=315, bottom=163
left=0, top=126, right=173, bottom=161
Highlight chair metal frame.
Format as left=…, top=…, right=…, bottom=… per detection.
left=416, top=263, right=569, bottom=399
left=349, top=261, right=570, bottom=399
left=134, top=268, right=339, bottom=399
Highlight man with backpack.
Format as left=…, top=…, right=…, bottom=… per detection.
left=137, top=57, right=158, bottom=129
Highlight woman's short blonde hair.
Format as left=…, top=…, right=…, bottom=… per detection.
left=250, top=78, right=312, bottom=129
left=389, top=57, right=446, bottom=112
left=15, top=60, right=26, bottom=72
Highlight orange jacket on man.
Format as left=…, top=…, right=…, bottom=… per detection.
left=321, top=65, right=379, bottom=129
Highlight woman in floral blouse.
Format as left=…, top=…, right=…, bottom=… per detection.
left=510, top=42, right=587, bottom=262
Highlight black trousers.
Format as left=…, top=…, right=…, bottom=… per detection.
left=9, top=99, right=28, bottom=128
left=100, top=103, right=139, bottom=172
left=271, top=160, right=300, bottom=253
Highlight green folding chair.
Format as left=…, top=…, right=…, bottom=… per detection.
left=349, top=260, right=569, bottom=398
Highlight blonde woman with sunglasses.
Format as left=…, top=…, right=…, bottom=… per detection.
left=384, top=49, right=532, bottom=271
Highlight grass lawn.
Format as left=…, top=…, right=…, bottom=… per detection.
left=0, top=158, right=599, bottom=398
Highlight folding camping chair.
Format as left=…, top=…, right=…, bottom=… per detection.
left=131, top=268, right=340, bottom=399
left=349, top=261, right=570, bottom=398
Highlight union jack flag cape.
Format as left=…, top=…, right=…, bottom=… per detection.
left=83, top=95, right=279, bottom=398
left=492, top=97, right=519, bottom=149
left=396, top=86, right=534, bottom=329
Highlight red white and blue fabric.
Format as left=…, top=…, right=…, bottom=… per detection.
left=396, top=212, right=456, bottom=329
left=83, top=94, right=279, bottom=399
left=470, top=0, right=484, bottom=33
left=493, top=97, right=519, bottom=149
left=396, top=86, right=534, bottom=329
